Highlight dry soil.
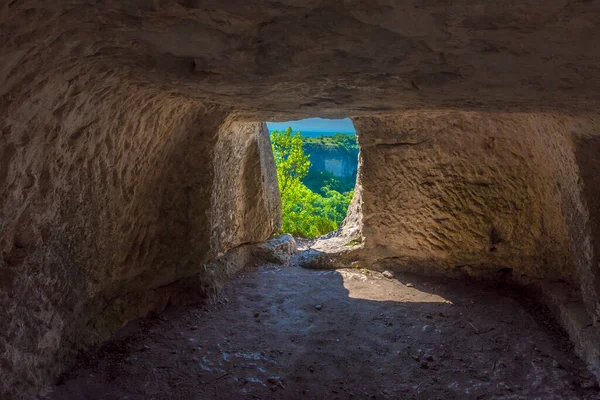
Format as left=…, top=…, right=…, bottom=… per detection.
left=43, top=256, right=600, bottom=399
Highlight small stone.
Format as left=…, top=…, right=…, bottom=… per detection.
left=309, top=366, right=315, bottom=373
left=190, top=325, right=198, bottom=330
left=426, top=355, right=434, bottom=362
left=405, top=283, right=414, bottom=288
left=315, top=304, right=322, bottom=310
left=382, top=270, right=394, bottom=279
left=170, top=350, right=177, bottom=354
left=254, top=312, right=260, bottom=318
left=552, top=359, right=562, bottom=369
left=420, top=361, right=429, bottom=369
left=581, top=380, right=597, bottom=389
left=142, top=345, right=150, bottom=351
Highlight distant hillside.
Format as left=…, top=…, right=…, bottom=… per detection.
left=297, top=130, right=356, bottom=138
left=302, top=134, right=359, bottom=194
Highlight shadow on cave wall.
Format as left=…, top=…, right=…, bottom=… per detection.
left=574, top=136, right=600, bottom=311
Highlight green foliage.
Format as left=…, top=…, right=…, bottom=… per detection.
left=315, top=187, right=354, bottom=224
left=271, top=128, right=354, bottom=238
left=302, top=133, right=358, bottom=193
left=303, top=169, right=356, bottom=194
left=303, top=133, right=359, bottom=153
left=271, top=127, right=310, bottom=196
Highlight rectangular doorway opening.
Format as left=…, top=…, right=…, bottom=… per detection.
left=267, top=117, right=358, bottom=238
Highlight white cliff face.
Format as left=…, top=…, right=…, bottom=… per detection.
left=305, top=145, right=359, bottom=178
left=323, top=158, right=346, bottom=177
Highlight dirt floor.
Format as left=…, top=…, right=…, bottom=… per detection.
left=43, top=255, right=600, bottom=399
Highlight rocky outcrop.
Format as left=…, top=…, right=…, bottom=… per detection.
left=4, top=0, right=600, bottom=397
left=354, top=112, right=581, bottom=281
left=3, top=1, right=600, bottom=120
left=0, top=80, right=280, bottom=398
left=253, top=233, right=297, bottom=264
left=303, top=143, right=358, bottom=178
left=351, top=111, right=600, bottom=377
left=304, top=110, right=600, bottom=376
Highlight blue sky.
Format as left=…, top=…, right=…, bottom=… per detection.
left=267, top=117, right=355, bottom=133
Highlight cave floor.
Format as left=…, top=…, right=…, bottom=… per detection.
left=45, top=259, right=599, bottom=399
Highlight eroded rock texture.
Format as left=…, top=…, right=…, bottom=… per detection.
left=355, top=113, right=581, bottom=280
left=4, top=0, right=600, bottom=120
left=303, top=143, right=358, bottom=178
left=352, top=111, right=600, bottom=376
left=0, top=76, right=280, bottom=397
left=3, top=0, right=600, bottom=397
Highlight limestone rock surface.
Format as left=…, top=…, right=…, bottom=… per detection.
left=253, top=233, right=297, bottom=264
left=3, top=0, right=600, bottom=121
left=4, top=0, right=600, bottom=397
left=303, top=142, right=358, bottom=178
left=0, top=106, right=280, bottom=398
left=351, top=111, right=600, bottom=377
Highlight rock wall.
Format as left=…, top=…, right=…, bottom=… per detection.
left=353, top=112, right=600, bottom=306
left=4, top=0, right=600, bottom=120
left=4, top=0, right=600, bottom=396
left=351, top=111, right=600, bottom=374
left=0, top=62, right=280, bottom=398
left=303, top=144, right=358, bottom=178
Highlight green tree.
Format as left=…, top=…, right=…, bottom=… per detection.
left=271, top=127, right=310, bottom=196
left=271, top=127, right=354, bottom=238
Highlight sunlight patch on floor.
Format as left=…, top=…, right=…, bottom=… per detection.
left=338, top=269, right=452, bottom=304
